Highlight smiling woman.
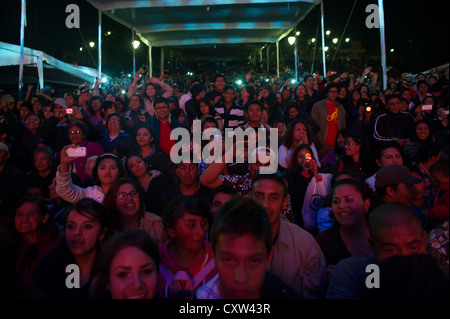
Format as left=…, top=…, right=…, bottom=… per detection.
left=31, top=198, right=113, bottom=299
left=315, top=178, right=375, bottom=282
left=102, top=177, right=168, bottom=244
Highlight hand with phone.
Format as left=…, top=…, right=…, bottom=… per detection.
left=59, top=145, right=78, bottom=173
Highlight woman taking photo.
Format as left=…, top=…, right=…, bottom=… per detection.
left=286, top=144, right=333, bottom=232
left=31, top=198, right=113, bottom=299
left=56, top=151, right=126, bottom=204
left=103, top=177, right=167, bottom=244
left=59, top=120, right=105, bottom=183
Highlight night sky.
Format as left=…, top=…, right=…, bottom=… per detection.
left=0, top=0, right=448, bottom=78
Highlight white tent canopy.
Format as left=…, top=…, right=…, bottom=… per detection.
left=0, top=41, right=108, bottom=91
left=87, top=0, right=320, bottom=77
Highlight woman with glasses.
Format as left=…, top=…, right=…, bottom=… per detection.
left=331, top=131, right=377, bottom=181
left=57, top=120, right=104, bottom=183
left=103, top=177, right=167, bottom=244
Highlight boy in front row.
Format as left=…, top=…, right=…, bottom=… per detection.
left=196, top=196, right=300, bottom=299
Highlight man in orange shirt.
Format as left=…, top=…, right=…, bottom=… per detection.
left=311, top=83, right=347, bottom=159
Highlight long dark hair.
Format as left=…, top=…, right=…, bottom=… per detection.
left=91, top=153, right=127, bottom=186
left=283, top=118, right=312, bottom=149
left=103, top=177, right=146, bottom=231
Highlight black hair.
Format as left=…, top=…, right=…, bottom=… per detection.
left=210, top=196, right=272, bottom=254
left=163, top=196, right=209, bottom=231
left=252, top=173, right=287, bottom=198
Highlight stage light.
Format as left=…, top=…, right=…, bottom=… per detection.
left=133, top=41, right=140, bottom=49
left=288, top=36, right=296, bottom=45
left=89, top=42, right=95, bottom=48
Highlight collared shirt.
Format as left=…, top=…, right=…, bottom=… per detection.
left=269, top=219, right=327, bottom=298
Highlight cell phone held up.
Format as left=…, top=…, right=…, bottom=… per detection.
left=304, top=153, right=312, bottom=169
left=66, top=147, right=86, bottom=157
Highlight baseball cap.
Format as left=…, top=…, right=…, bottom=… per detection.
left=375, top=164, right=423, bottom=188
left=53, top=97, right=67, bottom=108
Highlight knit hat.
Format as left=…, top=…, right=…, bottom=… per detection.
left=375, top=164, right=423, bottom=188
left=189, top=84, right=204, bottom=98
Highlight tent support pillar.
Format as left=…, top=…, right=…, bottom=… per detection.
left=320, top=0, right=326, bottom=76
left=98, top=10, right=102, bottom=78
left=149, top=44, right=152, bottom=77
left=160, top=48, right=164, bottom=75
left=19, top=0, right=26, bottom=99
left=132, top=29, right=136, bottom=76
left=378, top=0, right=387, bottom=90
left=276, top=41, right=280, bottom=79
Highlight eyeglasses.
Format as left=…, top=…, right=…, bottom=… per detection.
left=69, top=130, right=81, bottom=135
left=116, top=191, right=139, bottom=200
left=345, top=142, right=359, bottom=147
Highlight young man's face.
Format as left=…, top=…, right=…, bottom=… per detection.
left=214, top=77, right=226, bottom=91
left=215, top=233, right=270, bottom=299
left=246, top=103, right=262, bottom=123
left=176, top=163, right=199, bottom=187
left=377, top=147, right=403, bottom=167
left=223, top=89, right=235, bottom=104
left=211, top=192, right=233, bottom=218
left=251, top=179, right=288, bottom=231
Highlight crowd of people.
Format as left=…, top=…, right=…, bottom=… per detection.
left=0, top=60, right=448, bottom=300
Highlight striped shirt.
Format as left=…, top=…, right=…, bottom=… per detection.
left=215, top=102, right=245, bottom=129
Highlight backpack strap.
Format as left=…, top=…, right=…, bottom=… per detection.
left=191, top=259, right=216, bottom=289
